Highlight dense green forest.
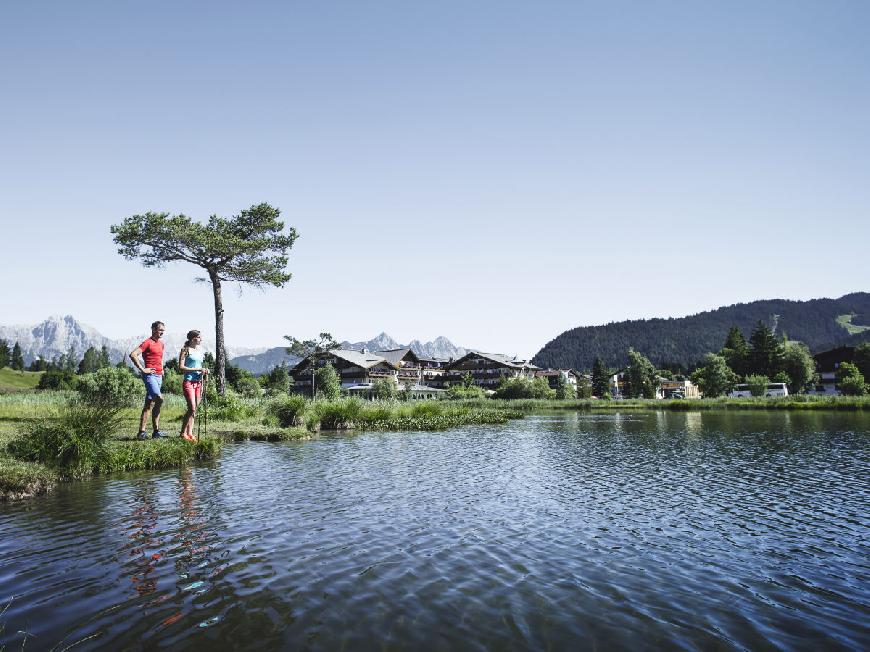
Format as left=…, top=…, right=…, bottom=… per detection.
left=532, top=292, right=870, bottom=371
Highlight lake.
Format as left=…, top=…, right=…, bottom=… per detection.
left=1, top=411, right=868, bottom=650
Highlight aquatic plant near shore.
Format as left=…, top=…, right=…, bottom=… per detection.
left=7, top=395, right=221, bottom=478
left=267, top=394, right=308, bottom=427
left=310, top=398, right=363, bottom=430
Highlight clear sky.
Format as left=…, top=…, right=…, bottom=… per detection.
left=1, top=1, right=868, bottom=359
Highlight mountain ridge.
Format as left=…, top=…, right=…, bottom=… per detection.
left=532, top=292, right=870, bottom=371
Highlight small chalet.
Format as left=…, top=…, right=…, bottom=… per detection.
left=810, top=346, right=855, bottom=395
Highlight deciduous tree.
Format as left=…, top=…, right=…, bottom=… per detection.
left=112, top=203, right=298, bottom=394
left=780, top=341, right=816, bottom=394
left=626, top=348, right=658, bottom=399
left=691, top=353, right=738, bottom=397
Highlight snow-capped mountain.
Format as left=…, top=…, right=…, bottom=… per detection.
left=0, top=315, right=121, bottom=365
left=0, top=316, right=265, bottom=365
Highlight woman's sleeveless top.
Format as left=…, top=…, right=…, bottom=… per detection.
left=183, top=347, right=205, bottom=382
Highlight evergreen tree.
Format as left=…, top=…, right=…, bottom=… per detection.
left=591, top=357, right=610, bottom=398
left=720, top=325, right=749, bottom=377
left=112, top=203, right=298, bottom=395
left=554, top=373, right=575, bottom=399
left=63, top=346, right=78, bottom=373
left=748, top=322, right=784, bottom=378
left=0, top=339, right=9, bottom=368
left=11, top=342, right=25, bottom=371
left=28, top=358, right=48, bottom=372
left=99, top=346, right=112, bottom=369
left=78, top=346, right=102, bottom=375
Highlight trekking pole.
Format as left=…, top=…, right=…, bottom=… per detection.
left=202, top=377, right=208, bottom=440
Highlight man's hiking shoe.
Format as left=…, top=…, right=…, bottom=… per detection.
left=137, top=431, right=148, bottom=440
left=152, top=431, right=167, bottom=439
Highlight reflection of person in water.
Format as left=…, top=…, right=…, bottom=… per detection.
left=176, top=469, right=210, bottom=573
left=128, top=481, right=162, bottom=597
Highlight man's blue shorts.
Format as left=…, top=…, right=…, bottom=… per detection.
left=142, top=373, right=163, bottom=401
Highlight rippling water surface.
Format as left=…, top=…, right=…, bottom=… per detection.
left=1, top=411, right=868, bottom=650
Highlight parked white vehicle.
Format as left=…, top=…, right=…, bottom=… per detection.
left=729, top=382, right=789, bottom=398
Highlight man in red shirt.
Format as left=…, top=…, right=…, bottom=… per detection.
left=129, top=320, right=167, bottom=439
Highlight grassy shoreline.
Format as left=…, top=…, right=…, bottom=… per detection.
left=2, top=391, right=868, bottom=502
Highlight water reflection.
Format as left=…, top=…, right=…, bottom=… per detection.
left=0, top=411, right=868, bottom=650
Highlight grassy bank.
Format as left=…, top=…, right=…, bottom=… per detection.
left=0, top=367, right=43, bottom=392
left=0, top=392, right=224, bottom=501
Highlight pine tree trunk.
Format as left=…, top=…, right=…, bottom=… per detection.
left=209, top=270, right=227, bottom=395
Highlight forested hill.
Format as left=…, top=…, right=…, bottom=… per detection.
left=532, top=292, right=870, bottom=371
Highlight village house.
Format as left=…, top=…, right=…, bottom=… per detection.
left=659, top=378, right=700, bottom=399
left=809, top=346, right=855, bottom=396
left=534, top=368, right=580, bottom=390
left=443, top=352, right=539, bottom=389
left=290, top=348, right=444, bottom=399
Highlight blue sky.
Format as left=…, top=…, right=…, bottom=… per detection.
left=1, top=1, right=868, bottom=358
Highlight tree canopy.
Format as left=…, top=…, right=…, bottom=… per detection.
left=111, top=203, right=297, bottom=394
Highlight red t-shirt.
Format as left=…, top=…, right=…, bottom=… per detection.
left=138, top=338, right=165, bottom=375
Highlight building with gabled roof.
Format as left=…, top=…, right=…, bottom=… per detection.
left=443, top=351, right=538, bottom=389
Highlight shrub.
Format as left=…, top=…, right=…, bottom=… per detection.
left=839, top=375, right=867, bottom=397
left=267, top=394, right=308, bottom=427
left=745, top=374, right=770, bottom=397
left=445, top=384, right=486, bottom=400
left=311, top=398, right=362, bottom=429
left=494, top=376, right=554, bottom=400
left=37, top=370, right=78, bottom=391
left=314, top=364, right=341, bottom=400
left=235, top=377, right=263, bottom=399
left=372, top=378, right=396, bottom=401
left=8, top=402, right=123, bottom=475
left=208, top=391, right=259, bottom=422
left=263, top=365, right=291, bottom=395
left=76, top=367, right=141, bottom=408
left=161, top=369, right=183, bottom=395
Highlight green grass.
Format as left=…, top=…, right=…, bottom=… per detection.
left=0, top=367, right=43, bottom=391
left=836, top=313, right=870, bottom=335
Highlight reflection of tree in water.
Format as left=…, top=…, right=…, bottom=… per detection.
left=127, top=480, right=162, bottom=597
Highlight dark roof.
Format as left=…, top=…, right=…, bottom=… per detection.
left=374, top=348, right=419, bottom=366
left=813, top=346, right=854, bottom=372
